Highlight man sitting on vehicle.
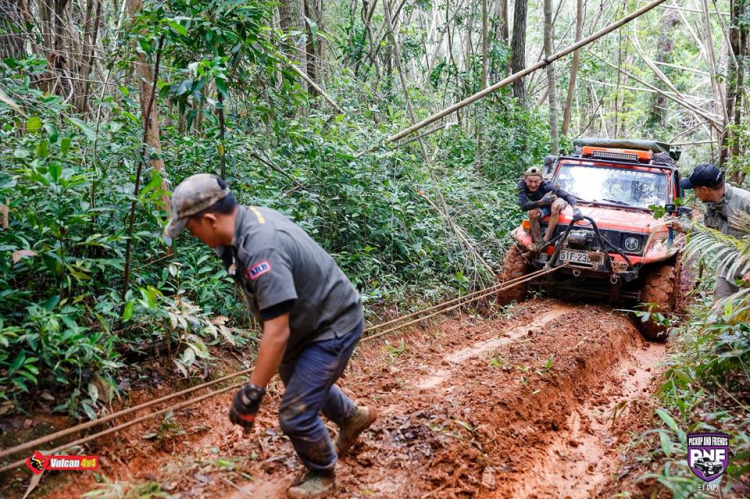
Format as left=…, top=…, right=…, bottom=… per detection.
left=517, top=166, right=583, bottom=252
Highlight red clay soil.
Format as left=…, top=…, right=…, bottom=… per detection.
left=1, top=298, right=667, bottom=498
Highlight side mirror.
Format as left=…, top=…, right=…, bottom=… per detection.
left=678, top=207, right=692, bottom=217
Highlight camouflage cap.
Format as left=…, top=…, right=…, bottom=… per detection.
left=524, top=166, right=543, bottom=178
left=164, top=174, right=230, bottom=238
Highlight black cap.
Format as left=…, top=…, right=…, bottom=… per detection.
left=679, top=164, right=724, bottom=189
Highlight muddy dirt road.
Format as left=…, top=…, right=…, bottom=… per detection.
left=14, top=298, right=665, bottom=498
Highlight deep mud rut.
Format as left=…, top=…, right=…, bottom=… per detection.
left=10, top=298, right=666, bottom=498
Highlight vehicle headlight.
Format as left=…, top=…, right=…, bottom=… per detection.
left=623, top=236, right=640, bottom=252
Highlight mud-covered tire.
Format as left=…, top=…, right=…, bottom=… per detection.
left=497, top=244, right=530, bottom=304
left=637, top=263, right=679, bottom=342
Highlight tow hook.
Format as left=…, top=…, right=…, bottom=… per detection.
left=610, top=274, right=621, bottom=285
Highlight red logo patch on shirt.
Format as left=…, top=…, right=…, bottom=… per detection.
left=247, top=260, right=272, bottom=280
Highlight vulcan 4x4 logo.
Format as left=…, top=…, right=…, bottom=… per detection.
left=688, top=433, right=729, bottom=483
left=25, top=451, right=99, bottom=474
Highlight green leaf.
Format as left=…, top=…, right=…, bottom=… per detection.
left=41, top=295, right=60, bottom=311
left=26, top=117, right=42, bottom=132
left=36, top=140, right=49, bottom=159
left=659, top=430, right=673, bottom=457
left=81, top=402, right=97, bottom=421
left=216, top=78, right=228, bottom=98
left=61, top=136, right=71, bottom=156
left=69, top=118, right=97, bottom=141
left=168, top=20, right=188, bottom=36
left=122, top=301, right=134, bottom=321
left=9, top=351, right=26, bottom=375
left=176, top=79, right=194, bottom=97
left=88, top=382, right=99, bottom=402
left=69, top=270, right=92, bottom=281
left=49, top=164, right=62, bottom=181
left=655, top=408, right=680, bottom=434
left=44, top=123, right=59, bottom=142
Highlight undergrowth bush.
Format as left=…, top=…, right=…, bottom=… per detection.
left=0, top=25, right=543, bottom=418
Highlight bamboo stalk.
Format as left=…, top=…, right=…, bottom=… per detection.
left=357, top=0, right=672, bottom=155
left=587, top=50, right=723, bottom=130
left=287, top=64, right=343, bottom=114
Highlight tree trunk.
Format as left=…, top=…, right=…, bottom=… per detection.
left=543, top=0, right=558, bottom=153
left=128, top=0, right=169, bottom=213
left=481, top=0, right=489, bottom=89
left=510, top=0, right=528, bottom=104
left=0, top=200, right=8, bottom=229
left=477, top=0, right=489, bottom=171
left=78, top=0, right=103, bottom=113
left=562, top=0, right=583, bottom=137
left=304, top=0, right=323, bottom=96
left=721, top=0, right=746, bottom=181
left=278, top=0, right=308, bottom=90
left=0, top=0, right=25, bottom=59
left=647, top=10, right=679, bottom=128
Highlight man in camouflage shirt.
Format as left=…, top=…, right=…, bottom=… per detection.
left=674, top=164, right=750, bottom=301
left=165, top=174, right=377, bottom=498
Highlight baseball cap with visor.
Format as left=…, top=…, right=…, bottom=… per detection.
left=164, top=174, right=230, bottom=238
left=679, top=164, right=725, bottom=190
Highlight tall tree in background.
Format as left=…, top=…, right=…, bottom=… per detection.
left=562, top=0, right=584, bottom=137
left=647, top=10, right=679, bottom=128
left=128, top=0, right=169, bottom=213
left=279, top=0, right=308, bottom=90
left=510, top=0, right=528, bottom=103
left=543, top=0, right=558, bottom=153
left=0, top=0, right=24, bottom=59
left=722, top=0, right=747, bottom=184
left=304, top=0, right=324, bottom=95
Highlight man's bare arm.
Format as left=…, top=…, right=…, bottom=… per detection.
left=249, top=313, right=291, bottom=387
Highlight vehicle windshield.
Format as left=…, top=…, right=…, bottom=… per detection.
left=555, top=163, right=669, bottom=209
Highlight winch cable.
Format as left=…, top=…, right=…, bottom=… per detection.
left=0, top=265, right=565, bottom=473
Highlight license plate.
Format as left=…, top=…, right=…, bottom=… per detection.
left=559, top=250, right=591, bottom=264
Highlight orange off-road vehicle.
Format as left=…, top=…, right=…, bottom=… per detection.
left=500, top=139, right=690, bottom=340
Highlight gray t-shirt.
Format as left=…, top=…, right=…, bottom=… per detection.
left=217, top=206, right=363, bottom=360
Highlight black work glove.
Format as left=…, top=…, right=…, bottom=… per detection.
left=572, top=207, right=583, bottom=221
left=539, top=192, right=558, bottom=206
left=229, top=384, right=266, bottom=430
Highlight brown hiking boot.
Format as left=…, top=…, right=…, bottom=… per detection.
left=287, top=469, right=335, bottom=499
left=334, top=406, right=377, bottom=456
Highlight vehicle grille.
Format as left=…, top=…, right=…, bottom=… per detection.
left=545, top=224, right=645, bottom=255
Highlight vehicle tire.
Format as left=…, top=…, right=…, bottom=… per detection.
left=637, top=262, right=680, bottom=342
left=497, top=244, right=530, bottom=304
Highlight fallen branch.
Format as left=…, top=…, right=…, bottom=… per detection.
left=586, top=50, right=723, bottom=130
left=357, top=0, right=672, bottom=155
left=287, top=64, right=344, bottom=115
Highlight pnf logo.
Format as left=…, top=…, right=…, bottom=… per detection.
left=25, top=451, right=99, bottom=475
left=687, top=433, right=729, bottom=483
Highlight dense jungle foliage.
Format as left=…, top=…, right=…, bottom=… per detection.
left=2, top=0, right=750, bottom=494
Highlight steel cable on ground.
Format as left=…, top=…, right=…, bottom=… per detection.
left=0, top=265, right=561, bottom=473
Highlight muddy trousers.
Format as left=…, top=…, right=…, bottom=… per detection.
left=277, top=320, right=364, bottom=472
